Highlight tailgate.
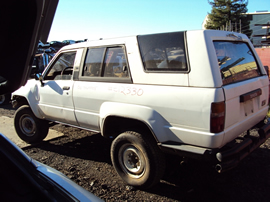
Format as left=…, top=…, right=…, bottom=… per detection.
left=213, top=41, right=269, bottom=146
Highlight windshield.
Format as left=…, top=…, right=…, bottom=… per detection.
left=214, top=41, right=261, bottom=85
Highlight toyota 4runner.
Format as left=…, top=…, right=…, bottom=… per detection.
left=12, top=30, right=270, bottom=189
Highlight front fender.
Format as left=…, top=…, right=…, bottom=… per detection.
left=99, top=102, right=180, bottom=143
left=12, top=79, right=43, bottom=119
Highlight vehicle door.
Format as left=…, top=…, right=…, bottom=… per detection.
left=37, top=49, right=82, bottom=125
left=73, top=46, right=131, bottom=130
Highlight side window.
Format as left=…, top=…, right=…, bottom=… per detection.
left=83, top=48, right=105, bottom=77
left=138, top=32, right=188, bottom=72
left=44, top=51, right=76, bottom=80
left=82, top=46, right=129, bottom=78
left=103, top=47, right=129, bottom=78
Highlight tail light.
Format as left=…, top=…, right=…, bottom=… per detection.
left=210, top=102, right=225, bottom=133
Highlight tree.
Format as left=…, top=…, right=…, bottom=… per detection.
left=205, top=0, right=252, bottom=37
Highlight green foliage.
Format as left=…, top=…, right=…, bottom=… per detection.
left=205, top=0, right=252, bottom=37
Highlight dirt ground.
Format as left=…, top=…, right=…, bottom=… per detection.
left=1, top=104, right=270, bottom=202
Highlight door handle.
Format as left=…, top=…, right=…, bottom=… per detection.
left=63, top=86, right=70, bottom=90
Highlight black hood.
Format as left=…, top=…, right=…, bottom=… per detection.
left=0, top=0, right=58, bottom=95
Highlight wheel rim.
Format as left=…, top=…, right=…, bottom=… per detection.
left=0, top=95, right=5, bottom=105
left=118, top=144, right=146, bottom=178
left=19, top=115, right=36, bottom=137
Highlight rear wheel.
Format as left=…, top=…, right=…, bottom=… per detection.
left=14, top=105, right=49, bottom=144
left=111, top=131, right=165, bottom=189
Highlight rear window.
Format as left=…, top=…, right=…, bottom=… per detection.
left=138, top=32, right=188, bottom=72
left=214, top=41, right=261, bottom=85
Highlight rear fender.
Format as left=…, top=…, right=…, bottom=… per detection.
left=99, top=102, right=180, bottom=143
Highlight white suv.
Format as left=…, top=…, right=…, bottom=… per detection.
left=12, top=30, right=270, bottom=189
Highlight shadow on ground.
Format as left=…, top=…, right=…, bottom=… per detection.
left=22, top=126, right=270, bottom=202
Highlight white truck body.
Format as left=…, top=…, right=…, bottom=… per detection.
left=12, top=30, right=270, bottom=188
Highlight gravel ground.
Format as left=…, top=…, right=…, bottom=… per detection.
left=1, top=104, right=270, bottom=202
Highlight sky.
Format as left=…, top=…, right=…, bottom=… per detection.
left=47, top=0, right=270, bottom=42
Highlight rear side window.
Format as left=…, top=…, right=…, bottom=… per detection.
left=82, top=46, right=129, bottom=78
left=138, top=32, right=188, bottom=72
left=214, top=41, right=261, bottom=85
left=103, top=47, right=129, bottom=78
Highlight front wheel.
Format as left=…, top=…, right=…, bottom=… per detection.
left=14, top=105, right=49, bottom=144
left=111, top=131, right=165, bottom=189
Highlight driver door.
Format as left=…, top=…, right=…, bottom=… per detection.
left=37, top=50, right=81, bottom=125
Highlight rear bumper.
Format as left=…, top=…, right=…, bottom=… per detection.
left=215, top=119, right=270, bottom=173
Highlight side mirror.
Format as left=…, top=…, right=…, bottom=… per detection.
left=35, top=73, right=44, bottom=87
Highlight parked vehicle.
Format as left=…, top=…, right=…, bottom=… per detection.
left=76, top=39, right=87, bottom=43
left=62, top=40, right=76, bottom=45
left=38, top=41, right=50, bottom=48
left=31, top=50, right=55, bottom=76
left=49, top=40, right=65, bottom=50
left=12, top=30, right=270, bottom=189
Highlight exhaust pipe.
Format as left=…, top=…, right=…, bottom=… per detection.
left=215, top=161, right=237, bottom=173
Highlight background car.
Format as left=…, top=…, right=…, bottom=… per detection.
left=62, top=40, right=76, bottom=45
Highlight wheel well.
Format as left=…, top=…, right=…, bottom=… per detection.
left=102, top=116, right=158, bottom=142
left=12, top=96, right=29, bottom=108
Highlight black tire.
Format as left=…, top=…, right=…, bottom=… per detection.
left=111, top=131, right=165, bottom=189
left=14, top=105, right=49, bottom=144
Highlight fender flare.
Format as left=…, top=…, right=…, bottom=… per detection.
left=12, top=81, right=44, bottom=119
left=99, top=102, right=178, bottom=143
